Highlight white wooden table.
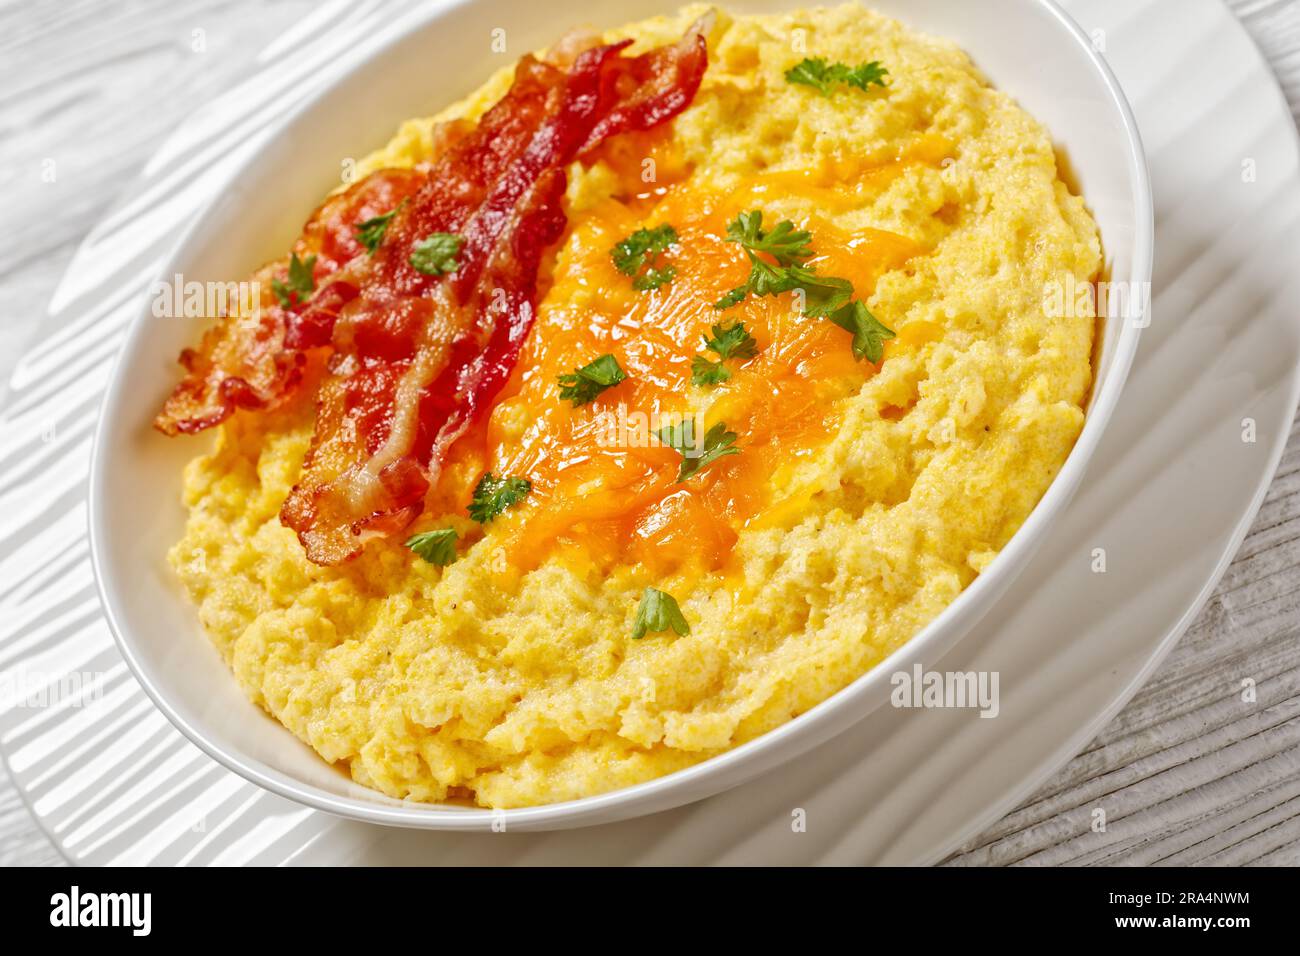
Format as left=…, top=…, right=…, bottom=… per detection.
left=2, top=0, right=1298, bottom=867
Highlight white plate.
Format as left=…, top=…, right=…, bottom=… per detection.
left=85, top=0, right=1148, bottom=831
left=2, top=0, right=1297, bottom=863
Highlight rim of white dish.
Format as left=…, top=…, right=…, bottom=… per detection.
left=919, top=5, right=1300, bottom=866
left=87, top=0, right=1153, bottom=831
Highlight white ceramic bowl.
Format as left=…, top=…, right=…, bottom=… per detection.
left=89, top=0, right=1152, bottom=831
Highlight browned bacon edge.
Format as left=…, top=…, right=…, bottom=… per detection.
left=155, top=24, right=708, bottom=566
left=153, top=168, right=428, bottom=436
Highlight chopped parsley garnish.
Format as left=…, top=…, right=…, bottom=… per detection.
left=633, top=266, right=677, bottom=292
left=631, top=587, right=691, bottom=639
left=724, top=211, right=813, bottom=266
left=785, top=57, right=888, bottom=96
left=355, top=204, right=403, bottom=255
left=612, top=224, right=678, bottom=291
left=713, top=283, right=750, bottom=311
left=409, top=232, right=463, bottom=276
left=558, top=353, right=627, bottom=406
left=468, top=473, right=531, bottom=523
left=702, top=321, right=758, bottom=361
left=691, top=321, right=758, bottom=387
left=405, top=528, right=458, bottom=566
left=828, top=300, right=896, bottom=364
left=690, top=355, right=731, bottom=387
left=271, top=252, right=316, bottom=308
left=612, top=224, right=677, bottom=273
left=786, top=269, right=855, bottom=318
left=657, top=419, right=741, bottom=482
left=714, top=211, right=852, bottom=315
left=711, top=209, right=890, bottom=362
left=716, top=256, right=852, bottom=316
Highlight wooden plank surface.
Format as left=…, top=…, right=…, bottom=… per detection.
left=1, top=0, right=1298, bottom=867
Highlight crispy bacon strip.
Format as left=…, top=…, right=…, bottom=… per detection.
left=280, top=26, right=708, bottom=564
left=153, top=169, right=426, bottom=435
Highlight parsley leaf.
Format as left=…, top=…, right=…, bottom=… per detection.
left=355, top=204, right=403, bottom=255
left=785, top=57, right=889, bottom=96
left=631, top=586, right=691, bottom=639
left=713, top=211, right=853, bottom=314
left=657, top=417, right=700, bottom=456
left=709, top=210, right=889, bottom=365
left=612, top=224, right=678, bottom=292
left=691, top=321, right=758, bottom=388
left=633, top=265, right=677, bottom=292
left=713, top=283, right=750, bottom=310
left=287, top=252, right=317, bottom=295
left=791, top=271, right=855, bottom=318
left=719, top=258, right=853, bottom=316
left=702, top=321, right=758, bottom=361
left=657, top=420, right=741, bottom=482
left=271, top=252, right=316, bottom=309
left=828, top=300, right=896, bottom=363
left=612, top=224, right=677, bottom=274
left=743, top=257, right=799, bottom=299
left=842, top=60, right=890, bottom=91
left=690, top=355, right=732, bottom=387
left=405, top=528, right=458, bottom=566
left=409, top=232, right=463, bottom=276
left=557, top=354, right=627, bottom=406
left=724, top=211, right=812, bottom=266
left=785, top=57, right=837, bottom=94
left=468, top=473, right=531, bottom=523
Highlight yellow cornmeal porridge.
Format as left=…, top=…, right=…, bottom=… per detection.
left=171, top=4, right=1100, bottom=807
